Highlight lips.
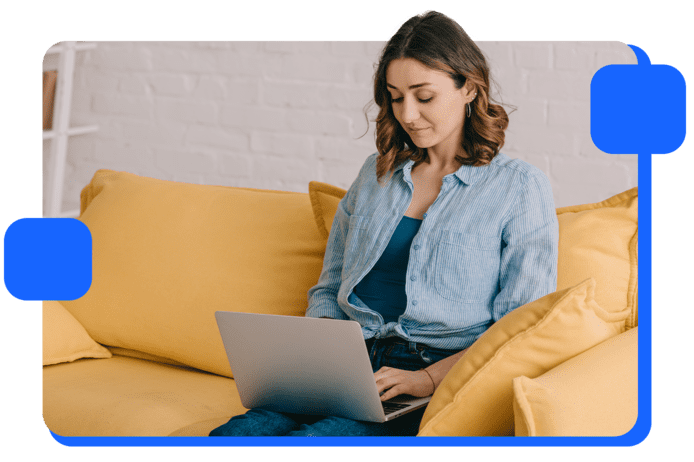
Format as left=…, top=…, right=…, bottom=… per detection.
left=408, top=127, right=429, bottom=133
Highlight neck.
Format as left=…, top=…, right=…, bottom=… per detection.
left=422, top=146, right=467, bottom=174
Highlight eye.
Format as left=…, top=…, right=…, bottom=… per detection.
left=390, top=96, right=432, bottom=104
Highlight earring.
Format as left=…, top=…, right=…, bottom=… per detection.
left=467, top=93, right=477, bottom=118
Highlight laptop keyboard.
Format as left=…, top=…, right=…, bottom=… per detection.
left=382, top=401, right=411, bottom=416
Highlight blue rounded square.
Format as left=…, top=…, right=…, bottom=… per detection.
left=4, top=218, right=92, bottom=300
left=591, top=62, right=686, bottom=154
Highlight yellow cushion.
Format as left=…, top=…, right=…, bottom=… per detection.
left=308, top=181, right=347, bottom=239
left=168, top=417, right=233, bottom=436
left=418, top=278, right=629, bottom=436
left=556, top=188, right=638, bottom=329
left=43, top=355, right=246, bottom=436
left=43, top=300, right=111, bottom=366
left=62, top=170, right=326, bottom=378
left=513, top=327, right=638, bottom=436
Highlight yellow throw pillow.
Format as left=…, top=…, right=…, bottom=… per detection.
left=418, top=278, right=629, bottom=436
left=308, top=181, right=347, bottom=239
left=43, top=300, right=111, bottom=366
left=513, top=327, right=638, bottom=436
left=556, top=188, right=638, bottom=329
left=62, top=170, right=326, bottom=378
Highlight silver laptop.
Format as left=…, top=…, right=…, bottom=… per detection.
left=214, top=311, right=431, bottom=423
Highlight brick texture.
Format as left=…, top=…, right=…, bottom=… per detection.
left=51, top=41, right=638, bottom=214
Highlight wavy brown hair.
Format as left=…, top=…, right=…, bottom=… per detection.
left=370, top=11, right=510, bottom=182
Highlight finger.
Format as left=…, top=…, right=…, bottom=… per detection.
left=375, top=372, right=400, bottom=391
left=380, top=385, right=403, bottom=401
left=375, top=376, right=394, bottom=394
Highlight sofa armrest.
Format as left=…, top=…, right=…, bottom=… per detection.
left=513, top=327, right=638, bottom=436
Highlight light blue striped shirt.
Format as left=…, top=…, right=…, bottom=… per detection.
left=306, top=152, right=558, bottom=350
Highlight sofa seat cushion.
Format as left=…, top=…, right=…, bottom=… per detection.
left=43, top=355, right=247, bottom=436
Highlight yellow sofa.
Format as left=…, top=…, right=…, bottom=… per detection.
left=43, top=169, right=638, bottom=437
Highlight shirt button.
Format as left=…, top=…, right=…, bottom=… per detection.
left=423, top=213, right=428, bottom=218
left=413, top=245, right=420, bottom=250
left=410, top=275, right=417, bottom=281
left=412, top=300, right=418, bottom=306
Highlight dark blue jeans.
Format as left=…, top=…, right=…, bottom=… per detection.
left=209, top=336, right=459, bottom=436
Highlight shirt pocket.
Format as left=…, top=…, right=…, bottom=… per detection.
left=343, top=215, right=370, bottom=271
left=434, top=232, right=501, bottom=303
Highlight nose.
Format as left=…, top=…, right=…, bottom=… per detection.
left=400, top=96, right=420, bottom=124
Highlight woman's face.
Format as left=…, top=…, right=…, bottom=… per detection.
left=386, top=58, right=472, bottom=158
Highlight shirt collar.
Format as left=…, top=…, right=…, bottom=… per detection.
left=394, top=153, right=504, bottom=186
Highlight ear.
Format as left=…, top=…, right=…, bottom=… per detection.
left=462, top=81, right=477, bottom=103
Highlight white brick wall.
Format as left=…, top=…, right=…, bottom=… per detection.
left=47, top=41, right=637, bottom=213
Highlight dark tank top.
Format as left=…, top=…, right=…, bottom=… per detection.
left=353, top=215, right=422, bottom=323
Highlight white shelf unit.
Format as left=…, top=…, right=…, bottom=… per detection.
left=43, top=41, right=98, bottom=218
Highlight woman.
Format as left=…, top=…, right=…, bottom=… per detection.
left=210, top=10, right=558, bottom=437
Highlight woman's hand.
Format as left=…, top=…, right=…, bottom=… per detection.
left=374, top=348, right=469, bottom=401
left=374, top=366, right=435, bottom=401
